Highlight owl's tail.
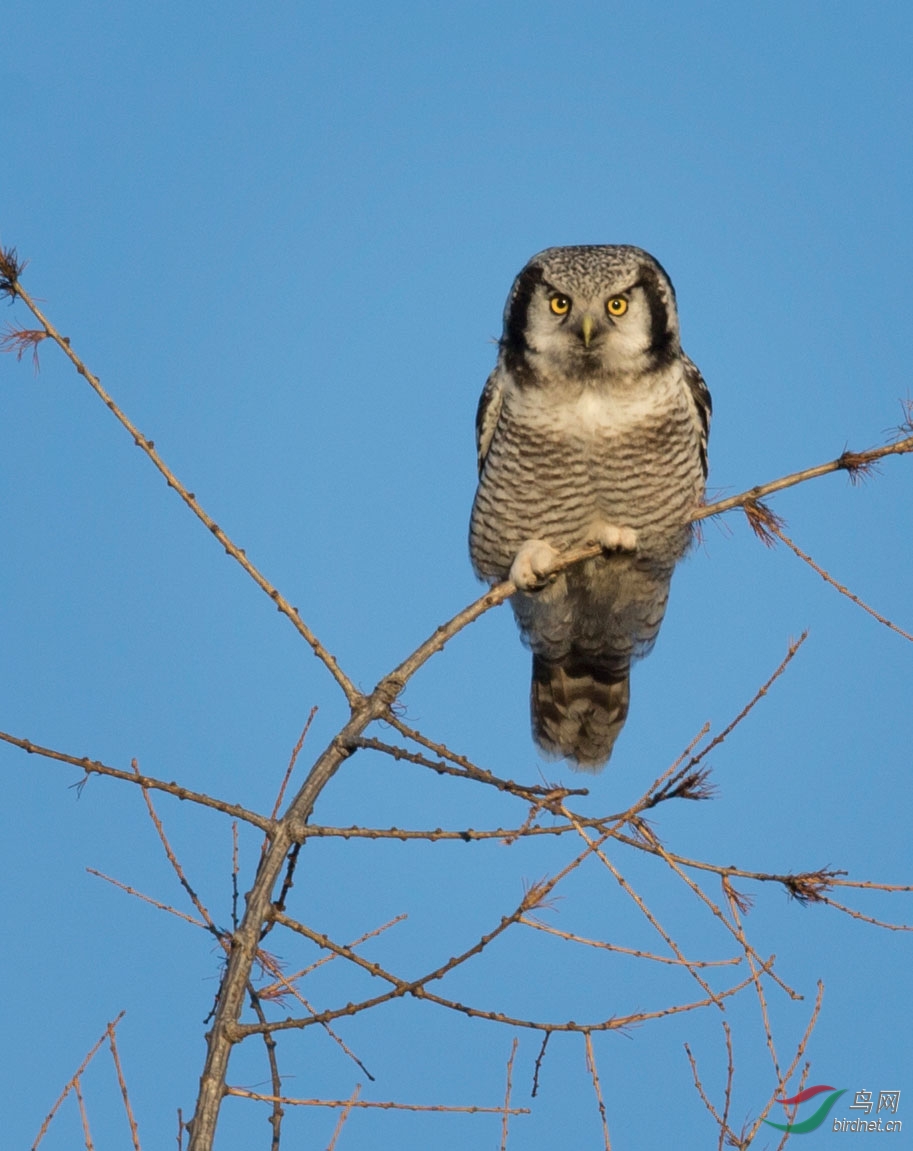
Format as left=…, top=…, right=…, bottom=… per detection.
left=531, top=655, right=630, bottom=772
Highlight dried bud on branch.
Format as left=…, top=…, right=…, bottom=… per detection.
left=0, top=245, right=26, bottom=298
left=783, top=868, right=847, bottom=904
left=836, top=448, right=878, bottom=484
left=743, top=499, right=786, bottom=547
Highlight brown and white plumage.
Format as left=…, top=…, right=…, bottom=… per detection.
left=469, top=245, right=711, bottom=771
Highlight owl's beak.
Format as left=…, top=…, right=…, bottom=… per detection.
left=580, top=313, right=595, bottom=348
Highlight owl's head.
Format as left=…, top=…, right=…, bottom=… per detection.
left=500, top=245, right=682, bottom=383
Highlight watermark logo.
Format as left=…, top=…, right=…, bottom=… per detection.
left=763, top=1085, right=846, bottom=1134
left=763, top=1086, right=902, bottom=1134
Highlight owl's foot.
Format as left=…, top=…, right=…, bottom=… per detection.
left=590, top=522, right=638, bottom=553
left=509, top=539, right=561, bottom=590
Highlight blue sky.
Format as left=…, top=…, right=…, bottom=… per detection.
left=2, top=3, right=911, bottom=1148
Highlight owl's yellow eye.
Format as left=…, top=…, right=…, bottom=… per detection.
left=606, top=296, right=628, bottom=317
left=549, top=294, right=571, bottom=316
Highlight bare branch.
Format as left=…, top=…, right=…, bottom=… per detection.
left=764, top=518, right=913, bottom=642
left=685, top=1020, right=741, bottom=1151
left=723, top=878, right=786, bottom=1083
left=520, top=915, right=741, bottom=967
left=582, top=1034, right=612, bottom=1150
left=258, top=914, right=407, bottom=997
left=224, top=1086, right=529, bottom=1115
left=31, top=1012, right=126, bottom=1150
left=696, top=435, right=913, bottom=520
left=816, top=897, right=913, bottom=931
left=653, top=631, right=808, bottom=804
left=625, top=830, right=802, bottom=1001
left=499, top=1039, right=519, bottom=1151
left=86, top=869, right=209, bottom=930
left=564, top=817, right=727, bottom=1007
left=743, top=982, right=825, bottom=1144
left=247, top=993, right=284, bottom=1150
left=268, top=708, right=319, bottom=824
left=74, top=1076, right=94, bottom=1151
left=3, top=269, right=360, bottom=704
left=106, top=1020, right=142, bottom=1151
left=531, top=1032, right=551, bottom=1098
left=326, top=1084, right=361, bottom=1151
left=133, top=760, right=220, bottom=937
left=252, top=948, right=376, bottom=1081
left=357, top=733, right=587, bottom=801
left=0, top=728, right=273, bottom=830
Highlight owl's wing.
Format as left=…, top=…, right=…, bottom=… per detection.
left=683, top=353, right=712, bottom=479
left=475, top=368, right=504, bottom=476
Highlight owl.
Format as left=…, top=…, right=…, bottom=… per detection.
left=469, top=245, right=711, bottom=771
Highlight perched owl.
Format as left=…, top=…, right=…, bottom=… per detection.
left=469, top=245, right=711, bottom=771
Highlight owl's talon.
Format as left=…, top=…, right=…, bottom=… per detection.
left=590, top=522, right=638, bottom=553
left=510, top=539, right=561, bottom=590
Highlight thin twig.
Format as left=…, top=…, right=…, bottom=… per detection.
left=520, top=916, right=741, bottom=967
left=31, top=1012, right=126, bottom=1150
left=719, top=1022, right=736, bottom=1151
left=253, top=949, right=375, bottom=1081
left=695, top=436, right=913, bottom=520
left=723, top=878, right=785, bottom=1083
left=500, top=1039, right=519, bottom=1151
left=248, top=992, right=284, bottom=1150
left=531, top=1032, right=551, bottom=1098
left=684, top=1038, right=723, bottom=1132
left=268, top=709, right=319, bottom=826
left=133, top=760, right=220, bottom=936
left=743, top=982, right=825, bottom=1144
left=224, top=1087, right=529, bottom=1114
left=653, top=632, right=809, bottom=803
left=3, top=272, right=361, bottom=704
left=565, top=815, right=724, bottom=1007
left=763, top=515, right=913, bottom=642
left=817, top=896, right=913, bottom=931
left=0, top=729, right=272, bottom=830
left=236, top=954, right=773, bottom=1039
left=257, top=914, right=408, bottom=997
left=326, top=1084, right=361, bottom=1151
left=584, top=1033, right=612, bottom=1151
left=630, top=832, right=801, bottom=1000
left=356, top=732, right=586, bottom=802
left=107, top=1020, right=142, bottom=1151
left=74, top=1077, right=95, bottom=1151
left=86, top=869, right=208, bottom=929
left=384, top=716, right=589, bottom=799
left=231, top=822, right=240, bottom=930
left=684, top=1020, right=737, bottom=1151
left=271, top=843, right=302, bottom=920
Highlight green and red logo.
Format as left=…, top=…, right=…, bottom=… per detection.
left=763, top=1085, right=847, bottom=1133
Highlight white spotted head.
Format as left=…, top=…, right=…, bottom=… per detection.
left=500, top=245, right=682, bottom=384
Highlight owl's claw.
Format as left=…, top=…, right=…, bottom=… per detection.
left=509, top=539, right=561, bottom=590
left=590, top=522, right=638, bottom=553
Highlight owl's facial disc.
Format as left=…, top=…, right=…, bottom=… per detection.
left=533, top=283, right=657, bottom=378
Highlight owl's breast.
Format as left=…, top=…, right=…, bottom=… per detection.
left=470, top=370, right=704, bottom=581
